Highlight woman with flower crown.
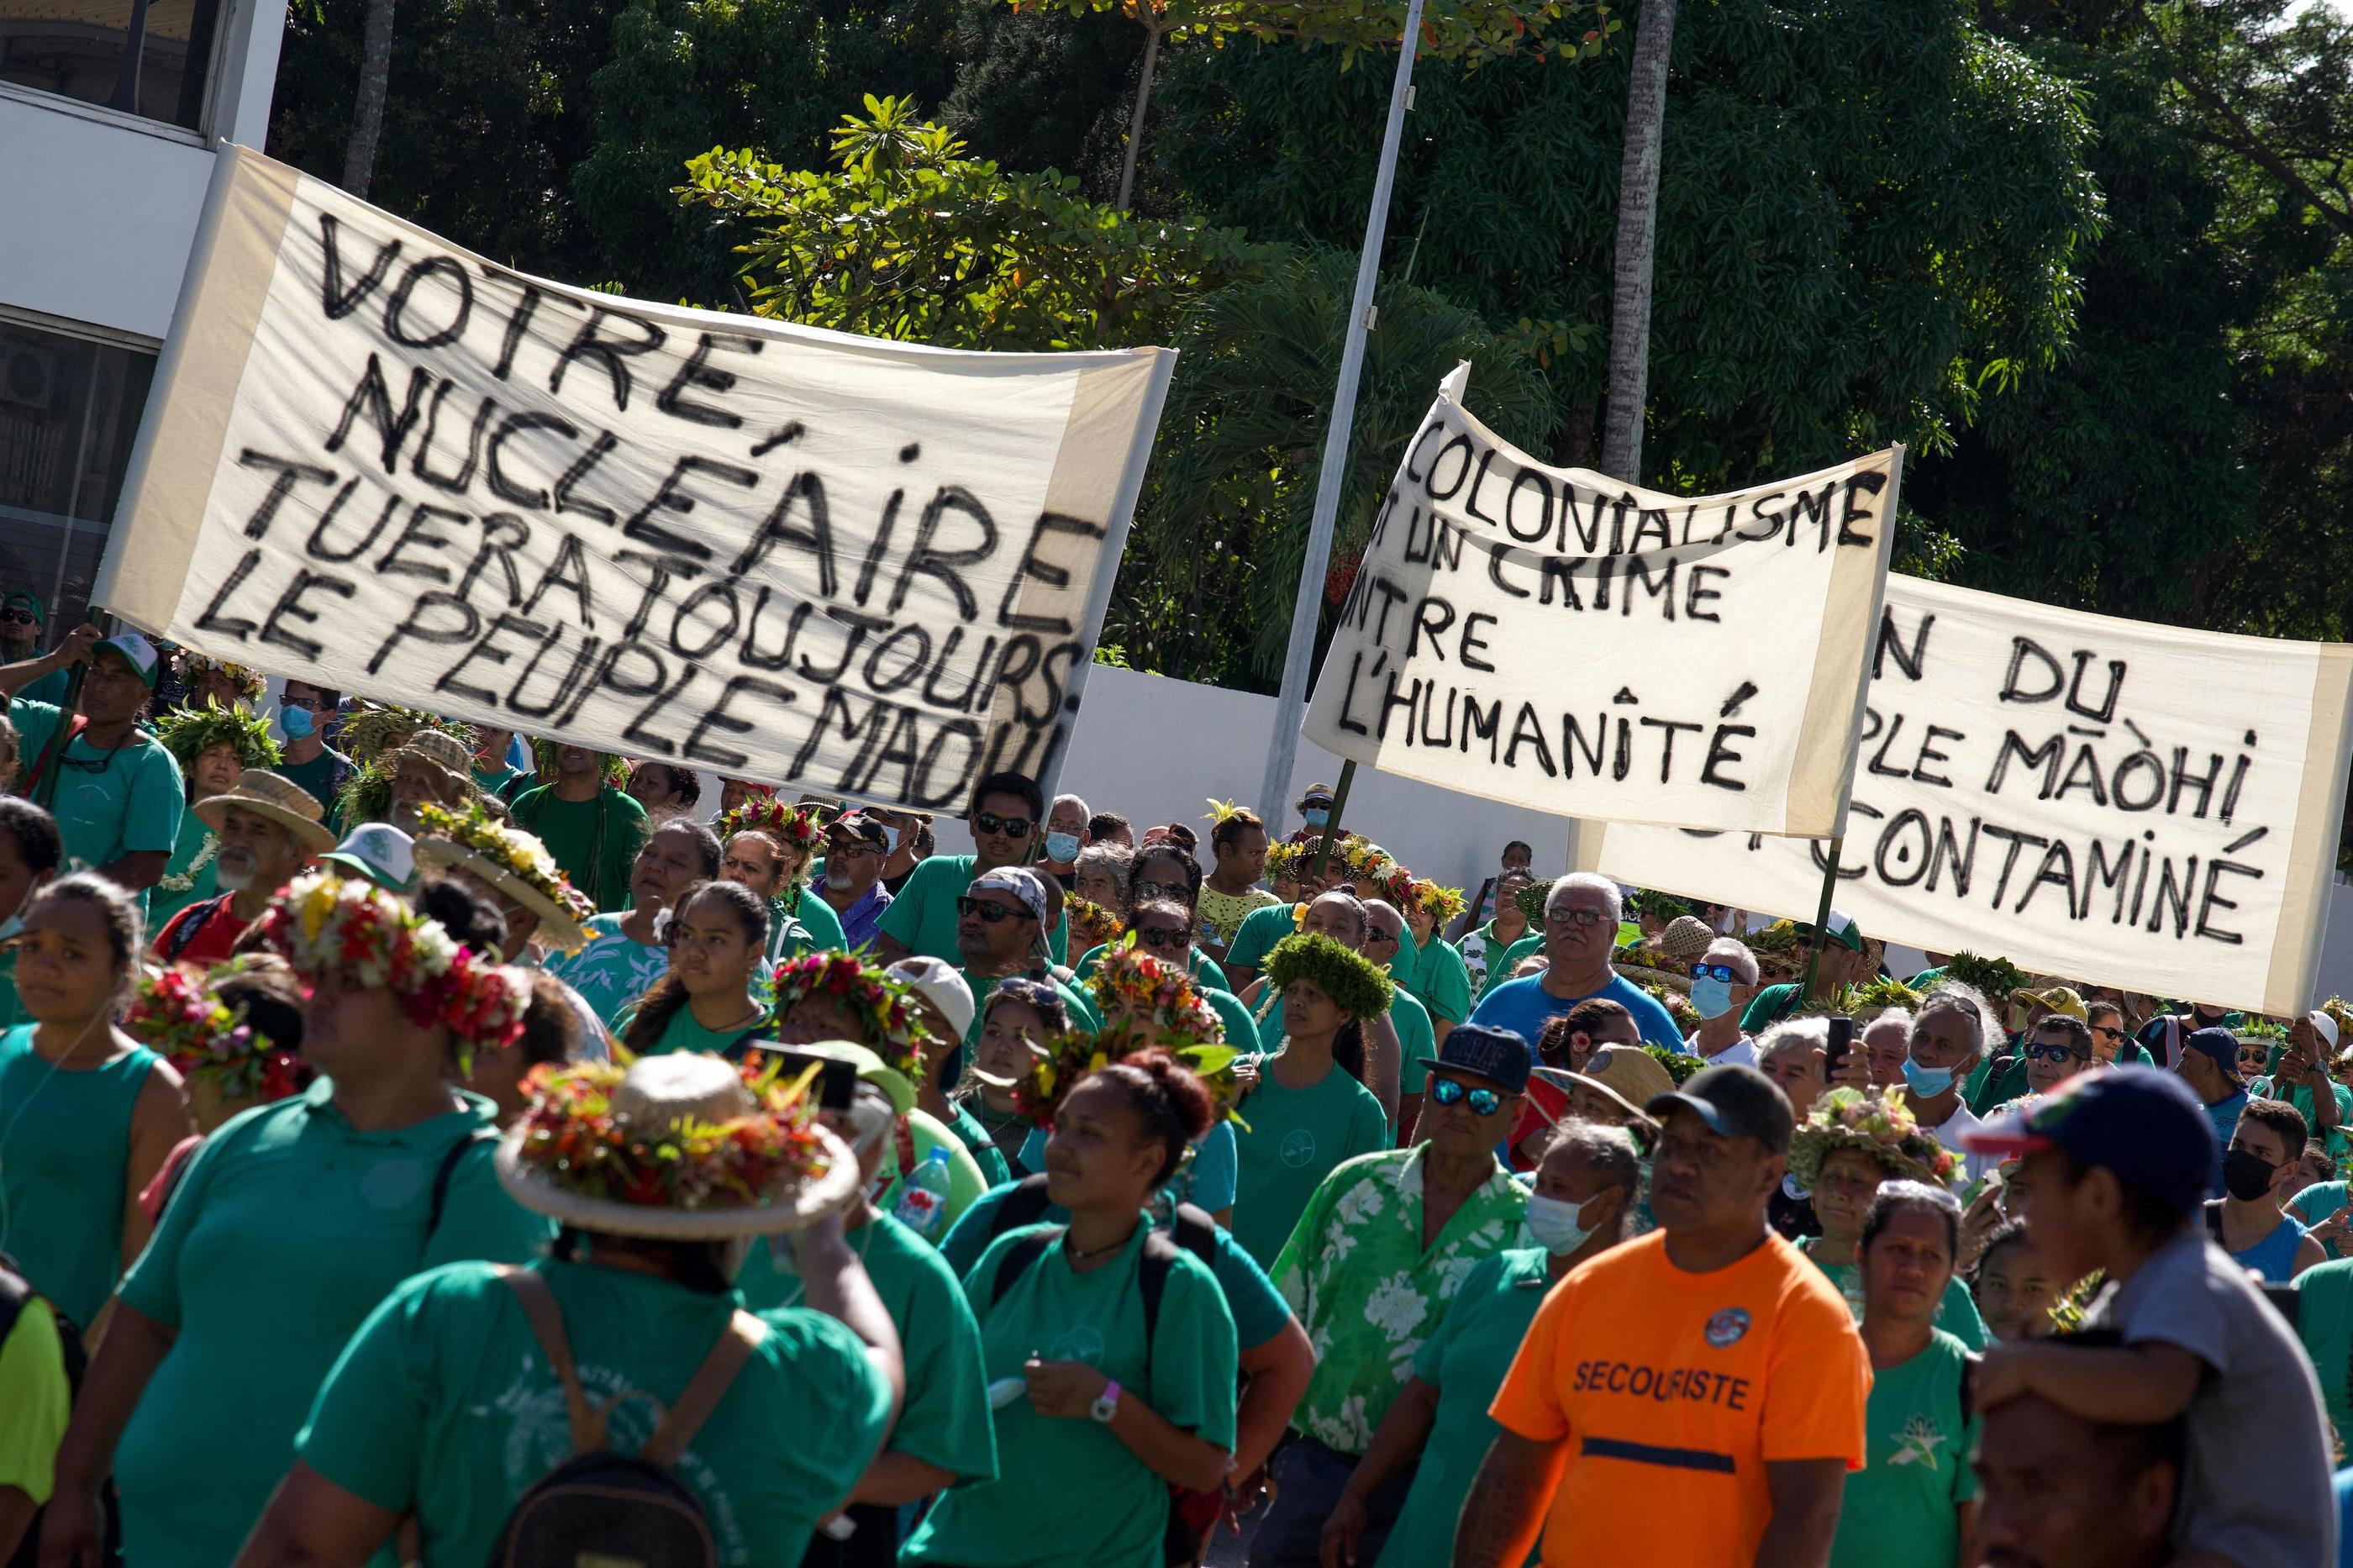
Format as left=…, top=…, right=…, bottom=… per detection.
left=714, top=795, right=848, bottom=956
left=0, top=875, right=193, bottom=1341
left=149, top=700, right=280, bottom=931
left=39, top=871, right=550, bottom=1568
left=1787, top=1083, right=1990, bottom=1349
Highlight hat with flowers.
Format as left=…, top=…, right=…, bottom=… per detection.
left=716, top=795, right=824, bottom=855
left=125, top=964, right=304, bottom=1105
left=769, top=951, right=934, bottom=1090
left=1087, top=943, right=1224, bottom=1050
left=411, top=798, right=595, bottom=954
left=175, top=651, right=266, bottom=702
left=1787, top=1085, right=1962, bottom=1191
left=497, top=1051, right=856, bottom=1237
left=256, top=869, right=529, bottom=1071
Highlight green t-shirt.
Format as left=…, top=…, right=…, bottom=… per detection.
left=2249, top=1075, right=2353, bottom=1159
left=780, top=883, right=847, bottom=952
left=945, top=1100, right=1014, bottom=1190
left=736, top=1211, right=997, bottom=1489
left=903, top=1223, right=1239, bottom=1568
left=1229, top=1057, right=1392, bottom=1267
left=2293, top=1255, right=2353, bottom=1439
left=276, top=744, right=352, bottom=814
left=0, top=1289, right=68, bottom=1507
left=2292, top=1181, right=2350, bottom=1260
left=1074, top=942, right=1233, bottom=996
left=877, top=855, right=1069, bottom=966
left=1205, top=988, right=1261, bottom=1055
left=150, top=809, right=219, bottom=933
left=1406, top=933, right=1473, bottom=1025
left=1740, top=981, right=1808, bottom=1034
left=1800, top=1242, right=1990, bottom=1350
left=12, top=698, right=184, bottom=918
left=1482, top=932, right=1544, bottom=999
left=0, top=1026, right=161, bottom=1329
left=112, top=1082, right=551, bottom=1568
left=297, top=1259, right=891, bottom=1568
left=1224, top=902, right=1298, bottom=975
left=509, top=786, right=649, bottom=913
left=1252, top=987, right=1437, bottom=1092
left=471, top=762, right=531, bottom=802
left=762, top=911, right=818, bottom=966
left=615, top=997, right=775, bottom=1058
left=545, top=913, right=671, bottom=1030
left=1376, top=1247, right=1552, bottom=1568
left=1828, top=1329, right=1981, bottom=1568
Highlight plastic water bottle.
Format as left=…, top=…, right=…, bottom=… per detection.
left=892, top=1145, right=954, bottom=1239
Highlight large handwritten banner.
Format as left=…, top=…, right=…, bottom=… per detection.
left=1576, top=576, right=2353, bottom=1014
left=1304, top=366, right=1896, bottom=838
left=98, top=146, right=1173, bottom=811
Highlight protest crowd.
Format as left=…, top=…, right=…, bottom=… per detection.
left=0, top=616, right=2345, bottom=1568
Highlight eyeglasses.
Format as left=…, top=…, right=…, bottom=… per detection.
left=1545, top=908, right=1613, bottom=929
left=973, top=812, right=1033, bottom=838
left=281, top=694, right=323, bottom=710
left=1365, top=927, right=1400, bottom=947
left=1134, top=924, right=1189, bottom=951
left=2024, top=1043, right=2087, bottom=1065
left=1691, top=962, right=1741, bottom=983
left=1429, top=1076, right=1505, bottom=1117
left=955, top=896, right=1029, bottom=923
left=1135, top=879, right=1187, bottom=903
left=0, top=609, right=35, bottom=627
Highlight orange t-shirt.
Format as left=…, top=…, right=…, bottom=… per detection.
left=1487, top=1229, right=1871, bottom=1565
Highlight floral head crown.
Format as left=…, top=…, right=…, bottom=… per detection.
left=155, top=699, right=282, bottom=773
left=717, top=795, right=824, bottom=853
left=770, top=952, right=934, bottom=1087
left=258, top=870, right=529, bottom=1068
left=126, top=966, right=303, bottom=1103
left=344, top=706, right=476, bottom=766
left=1787, top=1086, right=1961, bottom=1190
left=1088, top=944, right=1223, bottom=1049
left=510, top=1054, right=827, bottom=1211
left=1009, top=1025, right=1247, bottom=1132
left=176, top=652, right=266, bottom=701
left=413, top=799, right=596, bottom=941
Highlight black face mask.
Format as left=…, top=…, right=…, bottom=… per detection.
left=2221, top=1148, right=2278, bottom=1202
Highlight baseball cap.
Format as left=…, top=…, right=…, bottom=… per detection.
left=1963, top=1066, right=2215, bottom=1215
left=829, top=811, right=889, bottom=850
left=1805, top=909, right=1863, bottom=954
left=2308, top=1011, right=2341, bottom=1053
left=1298, top=782, right=1335, bottom=807
left=887, top=955, right=976, bottom=1042
left=1432, top=1024, right=1531, bottom=1095
left=3, top=592, right=44, bottom=625
left=1645, top=1063, right=1796, bottom=1155
left=2010, top=985, right=2088, bottom=1022
left=318, top=823, right=417, bottom=891
left=2182, top=1025, right=2244, bottom=1084
left=968, top=866, right=1048, bottom=923
left=95, top=630, right=160, bottom=687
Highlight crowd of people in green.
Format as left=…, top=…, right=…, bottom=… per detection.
left=0, top=622, right=2344, bottom=1568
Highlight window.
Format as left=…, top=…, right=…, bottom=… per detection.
left=0, top=313, right=157, bottom=643
left=0, top=0, right=227, bottom=132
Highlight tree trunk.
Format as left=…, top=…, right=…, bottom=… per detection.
left=1116, top=22, right=1163, bottom=213
left=343, top=0, right=397, bottom=198
left=1599, top=0, right=1677, bottom=483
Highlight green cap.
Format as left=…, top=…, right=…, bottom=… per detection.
left=94, top=631, right=160, bottom=688
left=3, top=592, right=44, bottom=625
left=1814, top=909, right=1864, bottom=953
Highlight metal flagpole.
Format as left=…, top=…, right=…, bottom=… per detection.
left=1253, top=0, right=1428, bottom=834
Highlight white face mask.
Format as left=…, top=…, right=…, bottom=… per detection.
left=1524, top=1192, right=1601, bottom=1256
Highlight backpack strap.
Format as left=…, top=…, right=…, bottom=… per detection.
left=499, top=1266, right=598, bottom=1455
left=990, top=1229, right=1061, bottom=1312
left=24, top=712, right=88, bottom=807
left=987, top=1173, right=1056, bottom=1243
left=642, top=1310, right=766, bottom=1468
left=160, top=895, right=233, bottom=963
left=1162, top=1202, right=1219, bottom=1271
left=2204, top=1200, right=2226, bottom=1243
left=1958, top=1350, right=1980, bottom=1426
left=428, top=1126, right=499, bottom=1237
left=1135, top=1227, right=1180, bottom=1352
left=0, top=1266, right=29, bottom=1352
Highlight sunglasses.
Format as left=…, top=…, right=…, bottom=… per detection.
left=955, top=895, right=1030, bottom=923
left=1133, top=924, right=1189, bottom=951
left=1429, top=1076, right=1506, bottom=1117
left=1135, top=878, right=1189, bottom=903
left=0, top=609, right=35, bottom=627
left=1691, top=962, right=1741, bottom=983
left=973, top=812, right=1033, bottom=838
left=2024, top=1043, right=2087, bottom=1064
left=2089, top=1024, right=2125, bottom=1042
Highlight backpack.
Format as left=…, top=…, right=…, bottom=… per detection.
left=487, top=1266, right=766, bottom=1568
left=157, top=894, right=236, bottom=964
left=987, top=1179, right=1224, bottom=1568
left=0, top=1265, right=114, bottom=1568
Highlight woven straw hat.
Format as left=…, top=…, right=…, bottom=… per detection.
left=193, top=768, right=335, bottom=852
left=494, top=1054, right=859, bottom=1239
left=1661, top=916, right=1717, bottom=964
left=413, top=823, right=590, bottom=953
left=385, top=729, right=474, bottom=790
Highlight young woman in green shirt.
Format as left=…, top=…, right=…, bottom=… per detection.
left=617, top=882, right=773, bottom=1059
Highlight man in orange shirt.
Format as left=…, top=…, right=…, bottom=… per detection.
left=1455, top=1064, right=1871, bottom=1567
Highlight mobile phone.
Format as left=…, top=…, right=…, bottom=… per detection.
left=759, top=1050, right=858, bottom=1111
left=1824, top=1014, right=1854, bottom=1076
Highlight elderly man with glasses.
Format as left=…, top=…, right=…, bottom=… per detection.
left=1467, top=871, right=1680, bottom=1050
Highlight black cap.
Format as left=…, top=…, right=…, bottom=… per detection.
left=1645, top=1064, right=1795, bottom=1155
left=1434, top=1024, right=1532, bottom=1096
left=829, top=811, right=889, bottom=850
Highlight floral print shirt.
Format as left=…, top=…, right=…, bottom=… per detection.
left=1271, top=1146, right=1528, bottom=1454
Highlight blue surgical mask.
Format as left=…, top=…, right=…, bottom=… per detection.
left=1903, top=1058, right=1955, bottom=1097
left=279, top=704, right=313, bottom=739
left=1524, top=1192, right=1598, bottom=1255
left=1691, top=976, right=1736, bottom=1020
left=1302, top=808, right=1329, bottom=829
left=1044, top=831, right=1081, bottom=862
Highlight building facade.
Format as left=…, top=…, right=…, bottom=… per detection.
left=0, top=0, right=288, bottom=634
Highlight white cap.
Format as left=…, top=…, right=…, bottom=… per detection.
left=888, top=955, right=976, bottom=1040
left=319, top=823, right=416, bottom=892
left=2309, top=1011, right=2341, bottom=1052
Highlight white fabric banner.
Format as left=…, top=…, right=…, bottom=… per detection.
left=97, top=146, right=1173, bottom=811
left=1577, top=576, right=2353, bottom=1015
left=1303, top=366, right=1896, bottom=839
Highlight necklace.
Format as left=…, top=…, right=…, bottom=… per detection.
left=160, top=832, right=221, bottom=894
left=1063, top=1223, right=1134, bottom=1265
